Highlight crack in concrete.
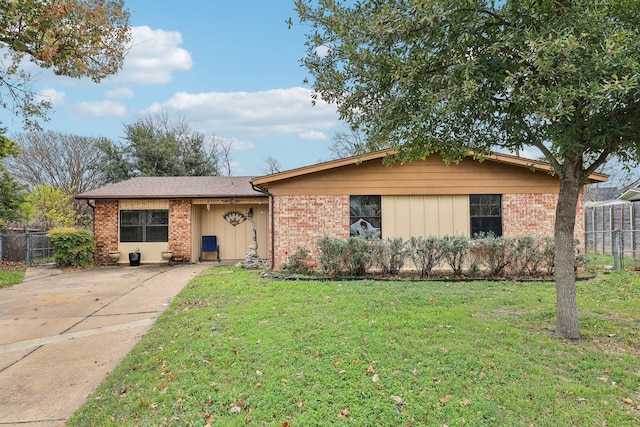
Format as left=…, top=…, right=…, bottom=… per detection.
left=59, top=269, right=167, bottom=335
left=0, top=417, right=67, bottom=426
left=0, top=318, right=156, bottom=354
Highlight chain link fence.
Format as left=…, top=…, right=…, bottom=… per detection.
left=0, top=231, right=55, bottom=264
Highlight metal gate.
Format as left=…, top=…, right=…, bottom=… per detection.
left=0, top=232, right=55, bottom=264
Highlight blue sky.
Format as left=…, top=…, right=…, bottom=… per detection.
left=2, top=1, right=344, bottom=176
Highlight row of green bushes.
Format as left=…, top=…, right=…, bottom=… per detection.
left=283, top=234, right=586, bottom=278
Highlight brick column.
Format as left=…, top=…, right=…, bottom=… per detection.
left=94, top=200, right=119, bottom=265
left=169, top=199, right=192, bottom=262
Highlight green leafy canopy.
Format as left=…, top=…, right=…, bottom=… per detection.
left=0, top=0, right=131, bottom=127
left=295, top=0, right=640, bottom=174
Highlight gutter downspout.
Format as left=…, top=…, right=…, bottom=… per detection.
left=251, top=183, right=275, bottom=269
left=85, top=199, right=97, bottom=263
left=86, top=199, right=95, bottom=234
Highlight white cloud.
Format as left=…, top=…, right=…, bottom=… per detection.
left=147, top=87, right=339, bottom=138
left=75, top=100, right=127, bottom=118
left=105, top=87, right=135, bottom=99
left=1, top=26, right=192, bottom=87
left=299, top=130, right=328, bottom=140
left=116, top=26, right=193, bottom=85
left=36, top=88, right=65, bottom=106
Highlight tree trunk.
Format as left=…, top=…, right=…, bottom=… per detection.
left=554, top=170, right=583, bottom=340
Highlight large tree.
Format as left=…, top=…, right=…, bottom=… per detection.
left=5, top=130, right=109, bottom=223
left=96, top=112, right=224, bottom=183
left=7, top=130, right=108, bottom=193
left=294, top=0, right=640, bottom=340
left=329, top=128, right=368, bottom=160
left=22, top=184, right=78, bottom=230
left=0, top=0, right=130, bottom=126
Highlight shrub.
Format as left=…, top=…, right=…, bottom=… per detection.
left=510, top=236, right=545, bottom=277
left=409, top=236, right=445, bottom=278
left=471, top=232, right=516, bottom=277
left=282, top=247, right=313, bottom=275
left=316, top=235, right=345, bottom=276
left=374, top=237, right=408, bottom=275
left=47, top=227, right=94, bottom=267
left=343, top=236, right=374, bottom=276
left=316, top=235, right=378, bottom=276
left=442, top=235, right=470, bottom=275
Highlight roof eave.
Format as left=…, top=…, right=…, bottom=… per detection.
left=252, top=149, right=610, bottom=186
left=75, top=193, right=267, bottom=200
left=618, top=189, right=640, bottom=201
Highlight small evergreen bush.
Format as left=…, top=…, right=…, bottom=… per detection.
left=442, top=235, right=470, bottom=275
left=343, top=236, right=374, bottom=276
left=316, top=235, right=345, bottom=276
left=471, top=232, right=516, bottom=277
left=374, top=237, right=408, bottom=275
left=282, top=247, right=313, bottom=275
left=510, top=236, right=545, bottom=277
left=409, top=236, right=445, bottom=278
left=47, top=227, right=94, bottom=267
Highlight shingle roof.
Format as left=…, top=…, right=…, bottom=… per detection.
left=76, top=176, right=265, bottom=199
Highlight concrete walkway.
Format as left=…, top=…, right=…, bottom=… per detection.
left=0, top=263, right=210, bottom=427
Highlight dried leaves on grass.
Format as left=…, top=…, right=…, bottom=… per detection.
left=67, top=267, right=640, bottom=426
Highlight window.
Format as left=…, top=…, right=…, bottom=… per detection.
left=470, top=195, right=502, bottom=237
left=350, top=195, right=381, bottom=238
left=120, top=210, right=169, bottom=242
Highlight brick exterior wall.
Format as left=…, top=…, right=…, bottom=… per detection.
left=502, top=193, right=585, bottom=249
left=272, top=195, right=350, bottom=269
left=169, top=199, right=192, bottom=262
left=502, top=193, right=557, bottom=238
left=271, top=192, right=586, bottom=269
left=94, top=200, right=119, bottom=265
left=93, top=199, right=193, bottom=264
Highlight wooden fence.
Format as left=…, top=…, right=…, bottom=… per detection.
left=584, top=201, right=639, bottom=258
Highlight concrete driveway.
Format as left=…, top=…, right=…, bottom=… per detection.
left=0, top=263, right=210, bottom=427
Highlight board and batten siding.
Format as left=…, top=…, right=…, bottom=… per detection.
left=197, top=203, right=268, bottom=260
left=263, top=154, right=561, bottom=196
left=382, top=195, right=470, bottom=238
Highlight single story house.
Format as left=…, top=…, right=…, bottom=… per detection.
left=77, top=150, right=607, bottom=268
left=76, top=176, right=269, bottom=265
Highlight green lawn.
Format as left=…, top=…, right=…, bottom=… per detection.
left=68, top=265, right=640, bottom=426
left=0, top=267, right=25, bottom=288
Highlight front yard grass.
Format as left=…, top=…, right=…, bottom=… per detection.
left=68, top=266, right=640, bottom=426
left=0, top=266, right=25, bottom=288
